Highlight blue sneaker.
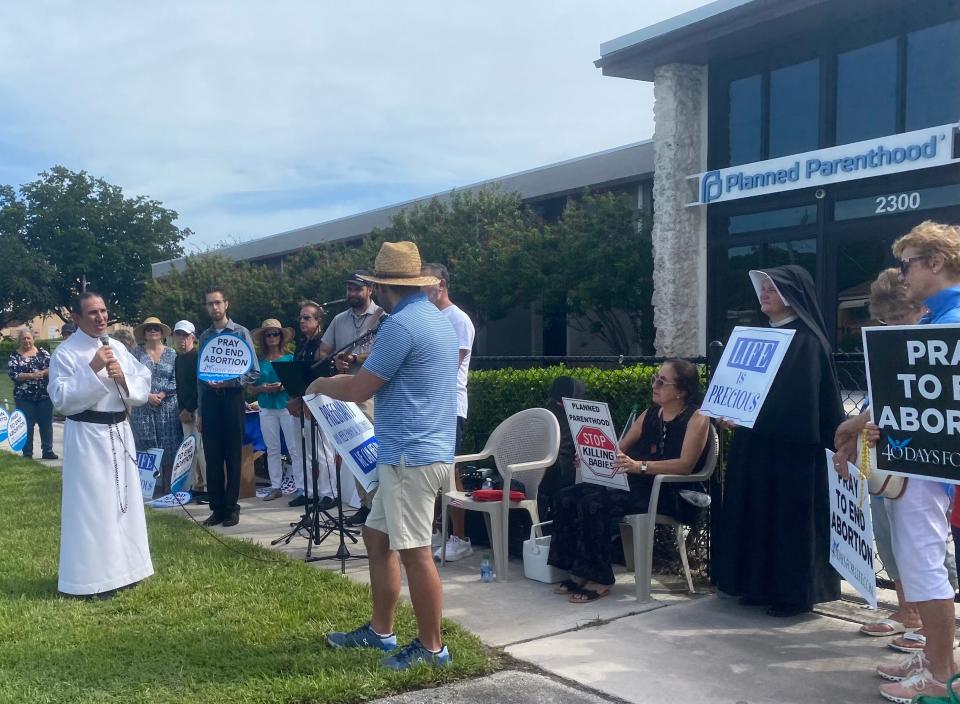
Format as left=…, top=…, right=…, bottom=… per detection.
left=326, top=623, right=397, bottom=651
left=381, top=638, right=451, bottom=670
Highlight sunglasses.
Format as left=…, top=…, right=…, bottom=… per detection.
left=143, top=325, right=162, bottom=333
left=264, top=331, right=282, bottom=338
left=651, top=375, right=677, bottom=388
left=899, top=255, right=927, bottom=276
left=299, top=315, right=315, bottom=321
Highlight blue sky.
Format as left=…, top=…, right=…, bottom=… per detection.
left=0, top=1, right=708, bottom=253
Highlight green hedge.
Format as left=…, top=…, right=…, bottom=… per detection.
left=463, top=364, right=659, bottom=453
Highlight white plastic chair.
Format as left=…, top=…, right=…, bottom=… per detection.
left=440, top=408, right=560, bottom=581
left=620, top=425, right=719, bottom=602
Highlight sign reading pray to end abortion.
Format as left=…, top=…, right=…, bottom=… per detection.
left=169, top=434, right=197, bottom=495
left=826, top=449, right=877, bottom=608
left=7, top=410, right=27, bottom=453
left=699, top=326, right=795, bottom=429
left=198, top=332, right=255, bottom=383
left=864, top=324, right=960, bottom=482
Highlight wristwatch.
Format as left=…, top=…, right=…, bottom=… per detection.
left=639, top=461, right=648, bottom=474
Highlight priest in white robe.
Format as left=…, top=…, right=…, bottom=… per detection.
left=48, top=292, right=154, bottom=597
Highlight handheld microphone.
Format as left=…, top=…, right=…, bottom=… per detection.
left=99, top=334, right=110, bottom=346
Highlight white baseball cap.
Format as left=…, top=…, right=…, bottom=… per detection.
left=173, top=320, right=196, bottom=335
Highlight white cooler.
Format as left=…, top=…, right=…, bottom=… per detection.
left=522, top=521, right=568, bottom=583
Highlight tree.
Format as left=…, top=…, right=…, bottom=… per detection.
left=140, top=254, right=295, bottom=332
left=545, top=191, right=654, bottom=354
left=0, top=185, right=58, bottom=326
left=4, top=166, right=190, bottom=324
left=369, top=188, right=543, bottom=327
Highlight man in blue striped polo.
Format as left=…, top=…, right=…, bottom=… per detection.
left=305, top=240, right=458, bottom=670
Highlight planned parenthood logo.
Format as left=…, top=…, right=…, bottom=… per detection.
left=700, top=170, right=723, bottom=204
left=693, top=123, right=953, bottom=205
left=727, top=337, right=780, bottom=373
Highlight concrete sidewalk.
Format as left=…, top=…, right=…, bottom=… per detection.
left=173, top=493, right=914, bottom=704
left=30, top=423, right=945, bottom=702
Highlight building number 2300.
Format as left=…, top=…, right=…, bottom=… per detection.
left=875, top=192, right=921, bottom=214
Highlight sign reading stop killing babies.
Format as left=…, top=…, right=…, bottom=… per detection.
left=863, top=324, right=960, bottom=482
left=699, top=326, right=795, bottom=428
left=825, top=449, right=877, bottom=608
left=563, top=398, right=628, bottom=491
left=197, top=332, right=255, bottom=383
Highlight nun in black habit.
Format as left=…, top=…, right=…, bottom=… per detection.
left=714, top=265, right=844, bottom=617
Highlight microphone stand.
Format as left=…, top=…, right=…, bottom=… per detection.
left=270, top=360, right=340, bottom=559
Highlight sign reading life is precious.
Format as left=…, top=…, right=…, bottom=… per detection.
left=863, top=324, right=960, bottom=482
left=699, top=326, right=795, bottom=429
left=562, top=398, right=628, bottom=491
left=198, top=332, right=254, bottom=383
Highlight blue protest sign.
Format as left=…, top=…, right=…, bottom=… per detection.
left=197, top=332, right=254, bottom=383
left=169, top=434, right=197, bottom=495
left=7, top=410, right=27, bottom=453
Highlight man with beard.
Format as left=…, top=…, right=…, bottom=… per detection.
left=196, top=287, right=259, bottom=527
left=317, top=272, right=383, bottom=523
left=286, top=300, right=337, bottom=508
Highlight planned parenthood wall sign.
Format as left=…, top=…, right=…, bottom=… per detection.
left=863, top=325, right=960, bottom=482
left=700, top=326, right=795, bottom=429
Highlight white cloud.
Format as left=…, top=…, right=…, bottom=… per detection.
left=0, top=1, right=709, bottom=250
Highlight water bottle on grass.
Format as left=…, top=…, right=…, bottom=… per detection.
left=480, top=553, right=493, bottom=582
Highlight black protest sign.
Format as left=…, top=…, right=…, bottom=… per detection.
left=863, top=324, right=960, bottom=482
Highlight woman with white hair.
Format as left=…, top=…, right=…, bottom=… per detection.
left=7, top=328, right=56, bottom=459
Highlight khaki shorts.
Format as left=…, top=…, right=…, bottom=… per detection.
left=365, top=460, right=450, bottom=551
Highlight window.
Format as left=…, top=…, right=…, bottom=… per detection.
left=834, top=239, right=890, bottom=351
left=728, top=205, right=818, bottom=234
left=906, top=20, right=960, bottom=130
left=836, top=39, right=898, bottom=145
left=729, top=74, right=763, bottom=166
left=769, top=60, right=820, bottom=157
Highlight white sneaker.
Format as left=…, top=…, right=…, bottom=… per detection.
left=434, top=536, right=473, bottom=562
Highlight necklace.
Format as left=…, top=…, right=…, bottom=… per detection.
left=107, top=423, right=138, bottom=514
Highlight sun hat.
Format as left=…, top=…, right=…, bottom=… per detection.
left=251, top=318, right=295, bottom=349
left=133, top=316, right=172, bottom=341
left=358, top=241, right=440, bottom=286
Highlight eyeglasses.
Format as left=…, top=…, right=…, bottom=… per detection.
left=299, top=315, right=315, bottom=321
left=264, top=331, right=282, bottom=338
left=651, top=375, right=677, bottom=388
left=899, top=255, right=927, bottom=276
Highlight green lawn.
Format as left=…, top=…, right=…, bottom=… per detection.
left=0, top=458, right=495, bottom=704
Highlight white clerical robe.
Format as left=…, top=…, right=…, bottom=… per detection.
left=48, top=331, right=154, bottom=595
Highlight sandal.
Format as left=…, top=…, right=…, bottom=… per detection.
left=860, top=618, right=907, bottom=637
left=553, top=579, right=583, bottom=595
left=889, top=631, right=925, bottom=653
left=569, top=587, right=610, bottom=603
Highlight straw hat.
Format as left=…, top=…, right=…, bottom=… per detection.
left=133, top=316, right=172, bottom=341
left=359, top=241, right=439, bottom=286
left=251, top=318, right=295, bottom=349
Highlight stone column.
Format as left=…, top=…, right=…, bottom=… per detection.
left=651, top=63, right=707, bottom=357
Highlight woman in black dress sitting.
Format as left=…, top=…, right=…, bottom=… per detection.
left=547, top=359, right=711, bottom=603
